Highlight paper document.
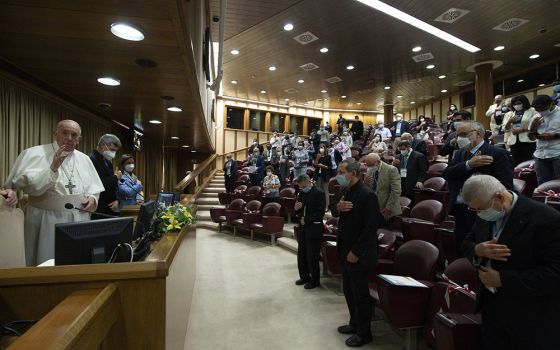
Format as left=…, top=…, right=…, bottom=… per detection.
left=326, top=241, right=337, bottom=246
left=378, top=274, right=428, bottom=288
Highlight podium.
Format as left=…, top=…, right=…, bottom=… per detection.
left=0, top=224, right=197, bottom=350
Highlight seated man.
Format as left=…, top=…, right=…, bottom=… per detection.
left=461, top=174, right=560, bottom=350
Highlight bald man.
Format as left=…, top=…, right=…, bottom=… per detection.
left=364, top=153, right=402, bottom=228
left=5, top=120, right=104, bottom=265
left=486, top=94, right=505, bottom=120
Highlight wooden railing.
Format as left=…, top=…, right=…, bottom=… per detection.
left=174, top=154, right=217, bottom=195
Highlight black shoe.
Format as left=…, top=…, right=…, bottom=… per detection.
left=295, top=279, right=309, bottom=286
left=337, top=325, right=356, bottom=335
left=304, top=282, right=318, bottom=289
left=345, top=334, right=372, bottom=347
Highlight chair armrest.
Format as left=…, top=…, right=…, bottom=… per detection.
left=209, top=207, right=226, bottom=218
left=225, top=210, right=243, bottom=221
left=377, top=279, right=433, bottom=328
left=242, top=212, right=262, bottom=227
left=261, top=216, right=285, bottom=233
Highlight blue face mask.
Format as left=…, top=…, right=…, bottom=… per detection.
left=477, top=199, right=505, bottom=222
left=302, top=186, right=312, bottom=193
left=336, top=174, right=349, bottom=186
left=553, top=85, right=560, bottom=93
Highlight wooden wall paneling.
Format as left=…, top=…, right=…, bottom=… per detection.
left=303, top=117, right=308, bottom=135
left=442, top=98, right=450, bottom=116
left=237, top=131, right=247, bottom=150
left=224, top=129, right=236, bottom=153
left=258, top=132, right=269, bottom=145
left=411, top=108, right=417, bottom=120
left=264, top=112, right=271, bottom=132
left=425, top=104, right=432, bottom=121
left=432, top=102, right=442, bottom=123
left=284, top=115, right=290, bottom=133
left=452, top=95, right=461, bottom=109
left=243, top=109, right=250, bottom=130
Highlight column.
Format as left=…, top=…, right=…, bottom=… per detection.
left=474, top=63, right=494, bottom=130
left=384, top=104, right=394, bottom=124
left=284, top=115, right=290, bottom=133
left=303, top=117, right=308, bottom=135
left=243, top=109, right=250, bottom=130
left=264, top=112, right=271, bottom=132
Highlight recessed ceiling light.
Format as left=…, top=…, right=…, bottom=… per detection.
left=97, top=76, right=120, bottom=86
left=494, top=45, right=505, bottom=51
left=149, top=120, right=162, bottom=124
left=441, top=89, right=448, bottom=93
left=260, top=90, right=267, bottom=94
left=182, top=145, right=190, bottom=148
left=438, top=75, right=446, bottom=79
left=110, top=23, right=145, bottom=41
left=171, top=136, right=179, bottom=140
left=231, top=80, right=238, bottom=84
left=191, top=150, right=196, bottom=153
left=346, top=65, right=355, bottom=70
left=268, top=66, right=277, bottom=71
left=356, top=102, right=362, bottom=105
left=285, top=98, right=290, bottom=101
left=321, top=89, right=327, bottom=93
left=517, top=79, right=524, bottom=83
left=167, top=106, right=182, bottom=112
left=426, top=64, right=435, bottom=69
left=538, top=83, right=545, bottom=87
left=341, top=95, right=347, bottom=99
left=354, top=0, right=480, bottom=52
left=529, top=54, right=540, bottom=59
left=384, top=86, right=391, bottom=90
left=283, top=23, right=294, bottom=31
left=230, top=49, right=240, bottom=55
left=412, top=46, right=422, bottom=52
left=297, top=79, right=304, bottom=83
left=396, top=95, right=403, bottom=98
left=410, top=101, right=416, bottom=104
left=320, top=47, right=329, bottom=53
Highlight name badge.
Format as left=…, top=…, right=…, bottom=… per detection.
left=400, top=169, right=408, bottom=178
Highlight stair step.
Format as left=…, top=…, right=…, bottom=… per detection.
left=199, top=193, right=218, bottom=198
left=197, top=210, right=211, bottom=220
left=277, top=237, right=298, bottom=253
left=196, top=204, right=222, bottom=211
left=195, top=198, right=220, bottom=205
left=202, top=188, right=224, bottom=193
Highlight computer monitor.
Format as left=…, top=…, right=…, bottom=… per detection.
left=133, top=200, right=156, bottom=240
left=55, top=217, right=133, bottom=265
left=157, top=192, right=180, bottom=207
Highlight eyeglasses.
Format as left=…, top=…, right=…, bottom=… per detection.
left=467, top=198, right=495, bottom=213
left=456, top=130, right=475, bottom=138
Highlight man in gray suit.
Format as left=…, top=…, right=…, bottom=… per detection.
left=364, top=153, right=402, bottom=228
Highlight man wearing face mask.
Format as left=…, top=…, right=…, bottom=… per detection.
left=486, top=94, right=504, bottom=121
left=528, top=95, right=560, bottom=184
left=294, top=174, right=325, bottom=289
left=293, top=143, right=309, bottom=178
left=89, top=134, right=123, bottom=219
left=443, top=121, right=513, bottom=255
left=393, top=140, right=427, bottom=199
left=490, top=103, right=509, bottom=135
left=313, top=143, right=332, bottom=208
left=390, top=113, right=409, bottom=148
left=331, top=159, right=380, bottom=347
left=364, top=153, right=401, bottom=228
left=460, top=174, right=560, bottom=350
left=373, top=122, right=392, bottom=142
left=439, top=110, right=471, bottom=157
left=551, top=79, right=560, bottom=107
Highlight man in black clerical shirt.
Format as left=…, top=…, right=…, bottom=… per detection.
left=332, top=158, right=380, bottom=347
left=294, top=174, right=325, bottom=289
left=89, top=134, right=122, bottom=219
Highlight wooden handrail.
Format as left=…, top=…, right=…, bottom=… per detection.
left=8, top=283, right=124, bottom=350
left=174, top=154, right=217, bottom=191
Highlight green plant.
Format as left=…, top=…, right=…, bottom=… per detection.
left=155, top=203, right=196, bottom=234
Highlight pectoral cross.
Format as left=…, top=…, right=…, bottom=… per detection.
left=65, top=180, right=76, bottom=194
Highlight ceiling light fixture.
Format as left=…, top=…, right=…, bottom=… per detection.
left=517, top=79, right=524, bottom=83
left=384, top=86, right=391, bottom=90
left=171, top=136, right=179, bottom=140
left=285, top=98, right=290, bottom=101
left=438, top=75, right=446, bottom=79
left=110, top=23, right=145, bottom=41
left=426, top=64, right=435, bottom=69
left=297, top=79, right=304, bottom=83
left=494, top=45, right=505, bottom=51
left=268, top=66, right=277, bottom=71
left=320, top=47, right=329, bottom=53
left=341, top=95, right=347, bottom=99
left=191, top=150, right=196, bottom=153
left=356, top=102, right=362, bottom=105
left=410, top=101, right=416, bottom=104
left=529, top=54, right=540, bottom=59
left=182, top=145, right=190, bottom=148
left=283, top=23, right=294, bottom=31
left=441, top=89, right=448, bottom=93
left=231, top=80, right=238, bottom=84
left=354, top=0, right=480, bottom=52
left=167, top=106, right=182, bottom=112
left=260, top=90, right=267, bottom=94
left=396, top=95, right=403, bottom=98
left=538, top=83, right=545, bottom=87
left=346, top=65, right=355, bottom=70
left=149, top=120, right=162, bottom=124
left=230, top=49, right=240, bottom=55
left=412, top=46, right=422, bottom=52
left=97, top=76, right=120, bottom=86
left=321, top=90, right=327, bottom=93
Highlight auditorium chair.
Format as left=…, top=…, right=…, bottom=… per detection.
left=374, top=240, right=440, bottom=350
left=423, top=258, right=478, bottom=346
left=244, top=185, right=263, bottom=202
left=236, top=174, right=251, bottom=187
left=435, top=226, right=457, bottom=265
left=413, top=177, right=449, bottom=214
left=209, top=207, right=227, bottom=232
left=279, top=187, right=297, bottom=222
left=218, top=192, right=232, bottom=207
left=231, top=185, right=248, bottom=200
left=324, top=217, right=339, bottom=235
left=372, top=229, right=398, bottom=277
left=426, top=162, right=448, bottom=179
left=533, top=179, right=560, bottom=203
left=328, top=177, right=341, bottom=209
left=231, top=200, right=262, bottom=236
left=224, top=199, right=246, bottom=235
left=399, top=196, right=412, bottom=218
left=248, top=202, right=284, bottom=244
left=513, top=178, right=526, bottom=196
left=513, top=159, right=537, bottom=197
left=321, top=237, right=342, bottom=276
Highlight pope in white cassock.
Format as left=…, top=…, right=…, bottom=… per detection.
left=5, top=120, right=104, bottom=266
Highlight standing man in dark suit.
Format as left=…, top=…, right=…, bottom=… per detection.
left=439, top=110, right=471, bottom=157
left=223, top=154, right=236, bottom=193
left=350, top=116, right=364, bottom=141
left=294, top=174, right=325, bottom=290
left=393, top=140, right=427, bottom=200
left=400, top=132, right=428, bottom=157
left=332, top=158, right=380, bottom=347
left=89, top=134, right=122, bottom=219
left=461, top=174, right=560, bottom=350
left=443, top=121, right=513, bottom=255
left=390, top=113, right=409, bottom=148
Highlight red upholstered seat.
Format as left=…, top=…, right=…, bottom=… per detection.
left=233, top=200, right=262, bottom=236
left=231, top=185, right=247, bottom=200
left=514, top=160, right=537, bottom=197
left=244, top=186, right=263, bottom=202
left=249, top=202, right=284, bottom=244
left=210, top=207, right=227, bottom=231
left=426, top=162, right=448, bottom=179
left=225, top=199, right=246, bottom=234
left=218, top=192, right=232, bottom=206
left=513, top=178, right=526, bottom=196
left=279, top=187, right=297, bottom=222
left=236, top=174, right=250, bottom=187
left=414, top=177, right=449, bottom=214
left=328, top=177, right=341, bottom=208
left=533, top=179, right=560, bottom=203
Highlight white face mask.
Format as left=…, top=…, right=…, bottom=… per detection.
left=457, top=136, right=471, bottom=149
left=400, top=149, right=409, bottom=157
left=103, top=150, right=116, bottom=160
left=319, top=148, right=325, bottom=153
left=267, top=171, right=272, bottom=176
left=513, top=104, right=523, bottom=112
left=124, top=164, right=135, bottom=173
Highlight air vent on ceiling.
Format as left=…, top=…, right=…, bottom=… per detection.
left=324, top=76, right=343, bottom=84
left=434, top=8, right=470, bottom=23
left=293, top=31, right=319, bottom=45
left=454, top=81, right=473, bottom=87
left=299, top=62, right=319, bottom=71
left=285, top=88, right=299, bottom=94
left=493, top=18, right=529, bottom=32
left=412, top=52, right=434, bottom=63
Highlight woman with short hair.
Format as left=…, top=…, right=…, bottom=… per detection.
left=117, top=154, right=144, bottom=210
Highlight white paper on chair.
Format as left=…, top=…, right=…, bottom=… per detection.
left=326, top=241, right=337, bottom=246
left=377, top=274, right=428, bottom=288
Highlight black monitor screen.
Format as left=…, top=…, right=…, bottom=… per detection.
left=157, top=192, right=180, bottom=207
left=134, top=200, right=156, bottom=240
left=55, top=217, right=133, bottom=265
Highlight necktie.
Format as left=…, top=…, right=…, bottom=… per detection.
left=403, top=155, right=409, bottom=169
left=371, top=171, right=379, bottom=192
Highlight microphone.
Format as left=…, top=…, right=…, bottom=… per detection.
left=119, top=178, right=144, bottom=200
left=64, top=203, right=118, bottom=219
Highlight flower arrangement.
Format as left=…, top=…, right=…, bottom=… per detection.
left=154, top=203, right=196, bottom=236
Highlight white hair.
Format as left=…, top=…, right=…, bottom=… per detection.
left=462, top=174, right=506, bottom=204
left=455, top=121, right=485, bottom=136
left=98, top=134, right=121, bottom=147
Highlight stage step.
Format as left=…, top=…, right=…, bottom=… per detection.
left=199, top=192, right=218, bottom=198
left=196, top=204, right=221, bottom=211
left=195, top=197, right=220, bottom=205
left=197, top=210, right=211, bottom=220
left=277, top=237, right=298, bottom=253
left=202, top=188, right=224, bottom=193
